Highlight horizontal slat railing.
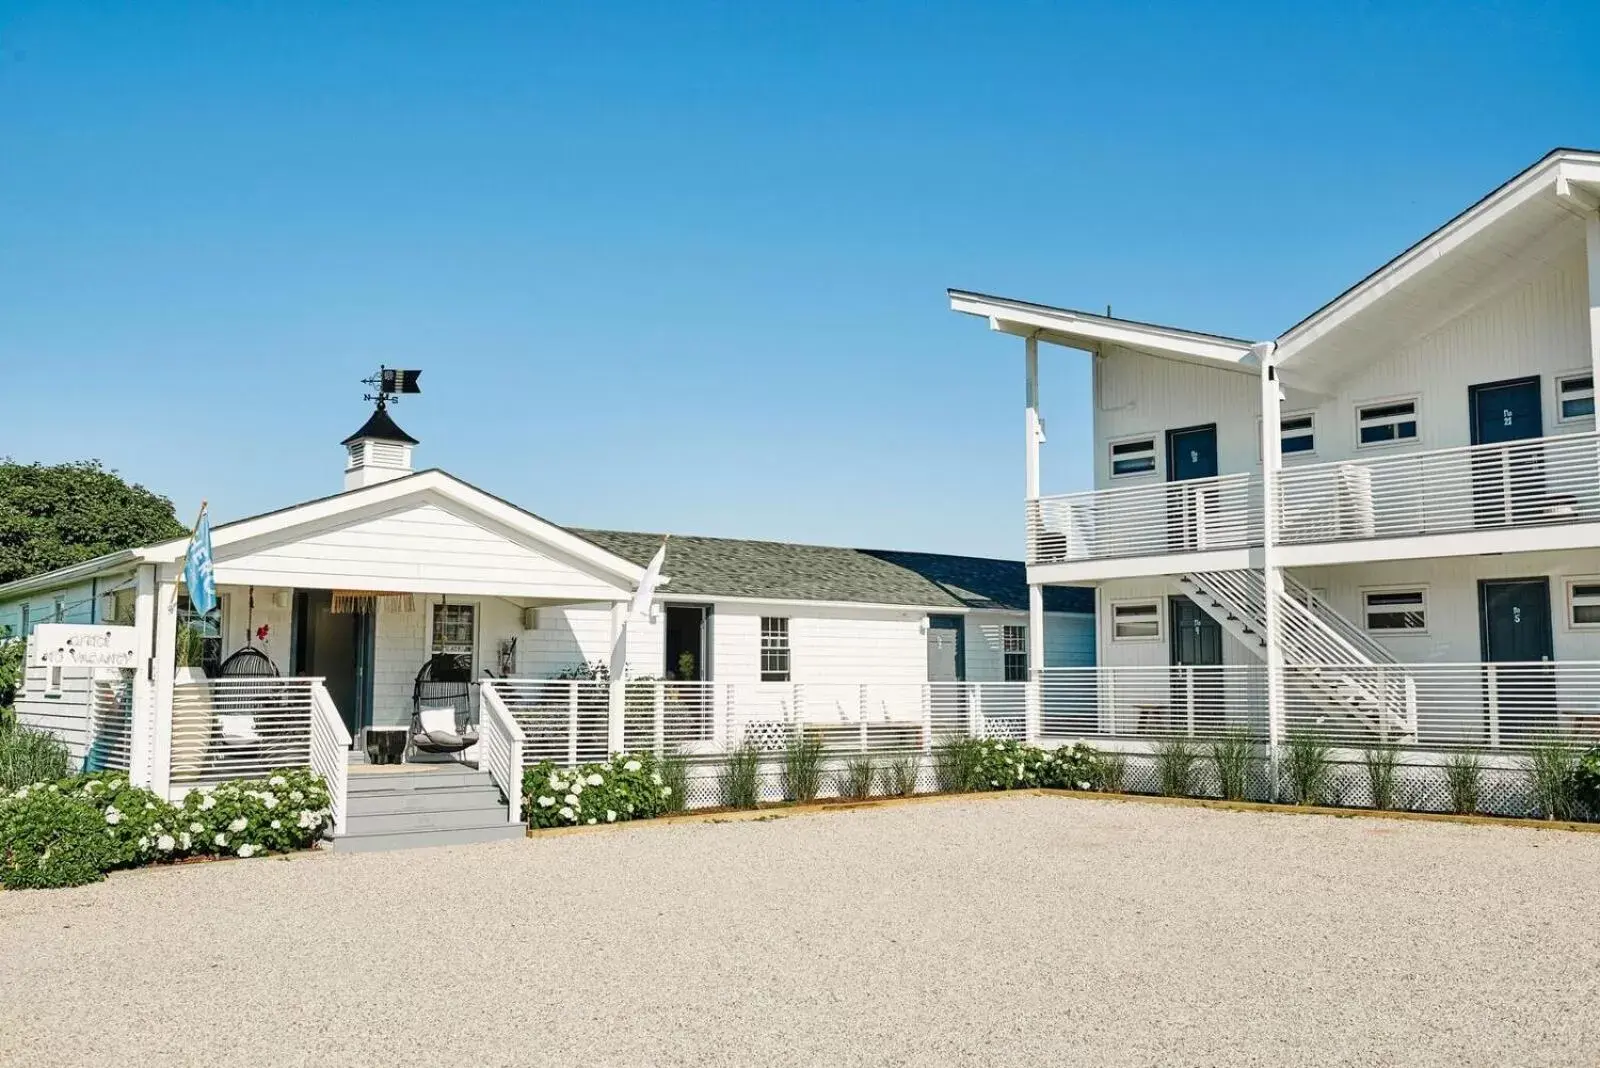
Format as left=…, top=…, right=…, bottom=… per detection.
left=1038, top=666, right=1268, bottom=740
left=170, top=677, right=318, bottom=784
left=1277, top=431, right=1600, bottom=545
left=86, top=674, right=136, bottom=773
left=308, top=680, right=350, bottom=835
left=1028, top=473, right=1261, bottom=566
left=478, top=682, right=526, bottom=823
left=483, top=679, right=1031, bottom=765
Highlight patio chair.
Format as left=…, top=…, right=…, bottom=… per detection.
left=410, top=654, right=480, bottom=758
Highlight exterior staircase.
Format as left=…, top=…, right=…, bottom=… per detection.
left=334, top=765, right=526, bottom=852
left=1176, top=570, right=1417, bottom=737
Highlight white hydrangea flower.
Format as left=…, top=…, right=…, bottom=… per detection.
left=271, top=819, right=281, bottom=830
left=179, top=832, right=192, bottom=850
left=564, top=793, right=578, bottom=806
left=214, top=833, right=228, bottom=847
left=138, top=836, right=150, bottom=850
left=624, top=760, right=641, bottom=772
left=650, top=772, right=663, bottom=786
left=586, top=773, right=603, bottom=786
left=104, top=808, right=122, bottom=825
left=1076, top=781, right=1091, bottom=791
left=661, top=786, right=672, bottom=797
left=558, top=805, right=574, bottom=820
left=548, top=774, right=563, bottom=790
left=290, top=790, right=305, bottom=803
left=189, top=821, right=204, bottom=833
left=237, top=843, right=257, bottom=859
left=537, top=796, right=555, bottom=808
left=605, top=810, right=616, bottom=822
left=571, top=781, right=583, bottom=795
left=157, top=834, right=175, bottom=852
left=269, top=775, right=287, bottom=787
left=586, top=818, right=596, bottom=825
left=200, top=794, right=217, bottom=811
left=229, top=817, right=248, bottom=833
left=261, top=794, right=278, bottom=810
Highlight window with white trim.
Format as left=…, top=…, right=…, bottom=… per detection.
left=1567, top=580, right=1600, bottom=629
left=1001, top=624, right=1028, bottom=681
left=431, top=603, right=477, bottom=675
left=1558, top=373, right=1594, bottom=423
left=1111, top=600, right=1161, bottom=641
left=1108, top=436, right=1156, bottom=478
left=1356, top=398, right=1419, bottom=448
left=1363, top=589, right=1427, bottom=633
left=760, top=617, right=790, bottom=682
left=1257, top=412, right=1316, bottom=459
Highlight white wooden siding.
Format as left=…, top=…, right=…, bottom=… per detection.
left=1095, top=579, right=1258, bottom=670
left=13, top=664, right=93, bottom=766
left=215, top=499, right=630, bottom=600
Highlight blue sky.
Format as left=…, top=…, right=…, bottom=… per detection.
left=2, top=2, right=1597, bottom=558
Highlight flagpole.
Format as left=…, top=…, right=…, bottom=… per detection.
left=189, top=500, right=208, bottom=535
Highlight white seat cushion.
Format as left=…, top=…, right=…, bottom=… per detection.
left=418, top=706, right=458, bottom=737
left=217, top=714, right=261, bottom=744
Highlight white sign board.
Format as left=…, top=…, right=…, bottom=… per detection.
left=27, top=624, right=140, bottom=671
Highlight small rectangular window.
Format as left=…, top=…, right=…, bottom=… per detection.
left=1001, top=624, right=1028, bottom=681
left=760, top=617, right=790, bottom=681
left=1280, top=413, right=1315, bottom=455
left=1109, top=437, right=1156, bottom=478
left=1568, top=581, right=1600, bottom=628
left=1111, top=601, right=1161, bottom=642
left=1357, top=399, right=1419, bottom=447
left=1558, top=373, right=1594, bottom=423
left=1364, top=589, right=1426, bottom=633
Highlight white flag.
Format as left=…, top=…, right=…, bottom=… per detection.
left=629, top=537, right=668, bottom=622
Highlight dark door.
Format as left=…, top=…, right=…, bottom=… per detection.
left=1166, top=425, right=1219, bottom=551
left=663, top=604, right=708, bottom=680
left=1169, top=595, right=1224, bottom=728
left=292, top=590, right=373, bottom=741
left=1478, top=578, right=1555, bottom=744
left=1469, top=377, right=1544, bottom=527
left=926, top=615, right=964, bottom=682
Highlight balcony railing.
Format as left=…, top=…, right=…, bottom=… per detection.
left=1027, top=473, right=1262, bottom=565
left=1025, top=431, right=1600, bottom=566
left=1277, top=430, right=1600, bottom=545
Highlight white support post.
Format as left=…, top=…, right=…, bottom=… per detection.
left=607, top=601, right=626, bottom=757
left=1256, top=341, right=1285, bottom=800
left=149, top=574, right=179, bottom=799
left=1025, top=334, right=1042, bottom=501
left=1024, top=334, right=1045, bottom=744
left=127, top=565, right=157, bottom=787
left=1586, top=213, right=1600, bottom=434
left=1026, top=584, right=1044, bottom=742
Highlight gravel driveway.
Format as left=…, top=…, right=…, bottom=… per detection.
left=3, top=794, right=1598, bottom=1067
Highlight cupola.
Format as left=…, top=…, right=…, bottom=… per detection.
left=341, top=401, right=419, bottom=490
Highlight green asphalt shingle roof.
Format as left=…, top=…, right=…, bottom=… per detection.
left=571, top=529, right=1092, bottom=614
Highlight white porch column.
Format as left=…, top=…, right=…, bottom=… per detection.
left=149, top=572, right=180, bottom=798
left=606, top=601, right=626, bottom=755
left=127, top=564, right=157, bottom=787
left=1586, top=212, right=1600, bottom=405
left=1255, top=341, right=1285, bottom=800
left=1024, top=335, right=1044, bottom=741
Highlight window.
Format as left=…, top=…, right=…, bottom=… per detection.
left=177, top=593, right=225, bottom=677
left=1567, top=581, right=1600, bottom=629
left=760, top=617, right=790, bottom=681
left=431, top=603, right=477, bottom=674
left=1356, top=398, right=1419, bottom=448
left=108, top=588, right=137, bottom=625
left=1363, top=589, right=1427, bottom=633
left=52, top=596, right=65, bottom=623
left=1558, top=373, right=1594, bottom=423
left=1111, top=600, right=1161, bottom=642
left=1280, top=413, right=1315, bottom=455
left=19, top=604, right=29, bottom=639
left=1002, top=624, right=1028, bottom=681
left=1109, top=436, right=1156, bottom=478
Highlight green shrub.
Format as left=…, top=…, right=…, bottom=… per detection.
left=880, top=754, right=920, bottom=798
left=1443, top=750, right=1483, bottom=815
left=0, top=786, right=117, bottom=889
left=1037, top=743, right=1100, bottom=791
left=523, top=753, right=674, bottom=828
left=1362, top=743, right=1402, bottom=811
left=933, top=737, right=985, bottom=793
left=780, top=732, right=827, bottom=803
left=1574, top=748, right=1600, bottom=816
left=1524, top=741, right=1581, bottom=821
left=176, top=768, right=333, bottom=857
left=1208, top=731, right=1256, bottom=801
left=717, top=742, right=763, bottom=809
left=836, top=756, right=876, bottom=800
left=1152, top=737, right=1200, bottom=798
left=0, top=724, right=71, bottom=793
left=1091, top=749, right=1127, bottom=793
left=1283, top=729, right=1335, bottom=806
left=659, top=749, right=690, bottom=814
left=61, top=772, right=181, bottom=866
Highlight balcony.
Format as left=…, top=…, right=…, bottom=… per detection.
left=1027, top=431, right=1600, bottom=572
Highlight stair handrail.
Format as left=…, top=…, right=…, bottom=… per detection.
left=308, top=679, right=351, bottom=837
left=478, top=680, right=526, bottom=825
left=1280, top=573, right=1398, bottom=666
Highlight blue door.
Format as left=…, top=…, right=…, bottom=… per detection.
left=1469, top=377, right=1544, bottom=527
left=1166, top=425, right=1219, bottom=551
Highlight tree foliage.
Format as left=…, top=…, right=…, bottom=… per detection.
left=0, top=460, right=187, bottom=584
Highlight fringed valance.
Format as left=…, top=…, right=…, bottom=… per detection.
left=331, top=590, right=417, bottom=614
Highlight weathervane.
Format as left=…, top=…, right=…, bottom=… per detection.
left=362, top=365, right=423, bottom=410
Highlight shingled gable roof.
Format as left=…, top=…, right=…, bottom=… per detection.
left=570, top=529, right=1092, bottom=614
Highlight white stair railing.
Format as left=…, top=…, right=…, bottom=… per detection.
left=308, top=679, right=350, bottom=837
left=478, top=680, right=526, bottom=824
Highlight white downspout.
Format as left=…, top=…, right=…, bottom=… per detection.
left=128, top=564, right=157, bottom=788
left=1254, top=340, right=1284, bottom=800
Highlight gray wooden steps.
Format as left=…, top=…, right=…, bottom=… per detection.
left=333, top=767, right=525, bottom=852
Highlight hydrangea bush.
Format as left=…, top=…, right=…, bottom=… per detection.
left=0, top=767, right=334, bottom=890
left=522, top=752, right=675, bottom=828
left=934, top=737, right=1102, bottom=794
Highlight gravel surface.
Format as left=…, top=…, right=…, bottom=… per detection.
left=3, top=794, right=1599, bottom=1067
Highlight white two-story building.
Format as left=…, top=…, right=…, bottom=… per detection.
left=953, top=147, right=1600, bottom=764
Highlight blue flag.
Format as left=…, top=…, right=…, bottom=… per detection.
left=184, top=511, right=217, bottom=615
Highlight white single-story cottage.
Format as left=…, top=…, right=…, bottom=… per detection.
left=0, top=405, right=1092, bottom=845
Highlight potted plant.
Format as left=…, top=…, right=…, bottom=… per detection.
left=174, top=622, right=209, bottom=684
